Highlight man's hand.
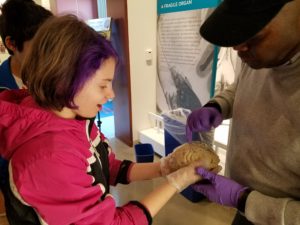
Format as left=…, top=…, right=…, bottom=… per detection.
left=186, top=107, right=222, bottom=142
left=193, top=168, right=249, bottom=207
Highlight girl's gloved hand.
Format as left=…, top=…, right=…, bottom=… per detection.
left=166, top=163, right=202, bottom=193
left=186, top=107, right=223, bottom=142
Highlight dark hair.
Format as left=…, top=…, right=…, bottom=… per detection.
left=0, top=0, right=53, bottom=55
left=21, top=15, right=118, bottom=111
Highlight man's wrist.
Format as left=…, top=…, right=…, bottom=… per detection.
left=237, top=188, right=252, bottom=213
left=203, top=101, right=222, bottom=113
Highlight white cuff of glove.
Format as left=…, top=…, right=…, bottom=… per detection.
left=166, top=163, right=201, bottom=193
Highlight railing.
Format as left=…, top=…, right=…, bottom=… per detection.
left=148, top=112, right=164, bottom=132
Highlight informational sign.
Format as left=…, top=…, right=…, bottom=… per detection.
left=158, top=0, right=219, bottom=14
left=157, top=0, right=220, bottom=112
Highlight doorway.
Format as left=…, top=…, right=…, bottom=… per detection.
left=107, top=0, right=133, bottom=146
left=98, top=101, right=115, bottom=139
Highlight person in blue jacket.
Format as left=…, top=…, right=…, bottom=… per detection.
left=0, top=0, right=52, bottom=90
left=0, top=0, right=52, bottom=215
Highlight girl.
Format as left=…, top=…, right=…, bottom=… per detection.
left=0, top=15, right=202, bottom=225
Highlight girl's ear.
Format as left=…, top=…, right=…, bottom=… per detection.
left=4, top=36, right=16, bottom=52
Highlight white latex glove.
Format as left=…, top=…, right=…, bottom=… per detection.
left=166, top=162, right=202, bottom=193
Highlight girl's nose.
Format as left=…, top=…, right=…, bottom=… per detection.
left=107, top=88, right=115, bottom=100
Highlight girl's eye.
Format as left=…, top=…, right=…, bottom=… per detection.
left=100, top=86, right=107, bottom=89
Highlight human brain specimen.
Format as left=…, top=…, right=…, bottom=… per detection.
left=167, top=141, right=220, bottom=172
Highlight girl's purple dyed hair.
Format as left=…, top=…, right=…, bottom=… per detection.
left=21, top=15, right=118, bottom=111
left=67, top=34, right=118, bottom=109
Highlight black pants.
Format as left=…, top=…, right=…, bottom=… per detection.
left=232, top=211, right=254, bottom=225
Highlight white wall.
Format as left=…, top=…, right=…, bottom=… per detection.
left=34, top=0, right=42, bottom=6
left=40, top=0, right=51, bottom=10
left=127, top=0, right=157, bottom=141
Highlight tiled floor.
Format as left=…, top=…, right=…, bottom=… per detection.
left=0, top=214, right=9, bottom=225
left=0, top=191, right=8, bottom=225
left=0, top=137, right=236, bottom=225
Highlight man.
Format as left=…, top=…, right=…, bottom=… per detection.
left=186, top=0, right=300, bottom=224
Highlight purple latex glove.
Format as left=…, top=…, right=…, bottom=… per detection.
left=193, top=168, right=248, bottom=207
left=186, top=107, right=222, bottom=142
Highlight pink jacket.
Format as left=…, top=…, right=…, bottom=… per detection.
left=0, top=90, right=151, bottom=225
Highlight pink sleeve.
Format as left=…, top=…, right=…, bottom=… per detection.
left=107, top=147, right=123, bottom=184
left=107, top=149, right=135, bottom=185
left=12, top=151, right=150, bottom=225
left=100, top=135, right=134, bottom=185
left=86, top=127, right=134, bottom=185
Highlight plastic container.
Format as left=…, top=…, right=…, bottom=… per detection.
left=134, top=143, right=154, bottom=163
left=162, top=108, right=206, bottom=202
